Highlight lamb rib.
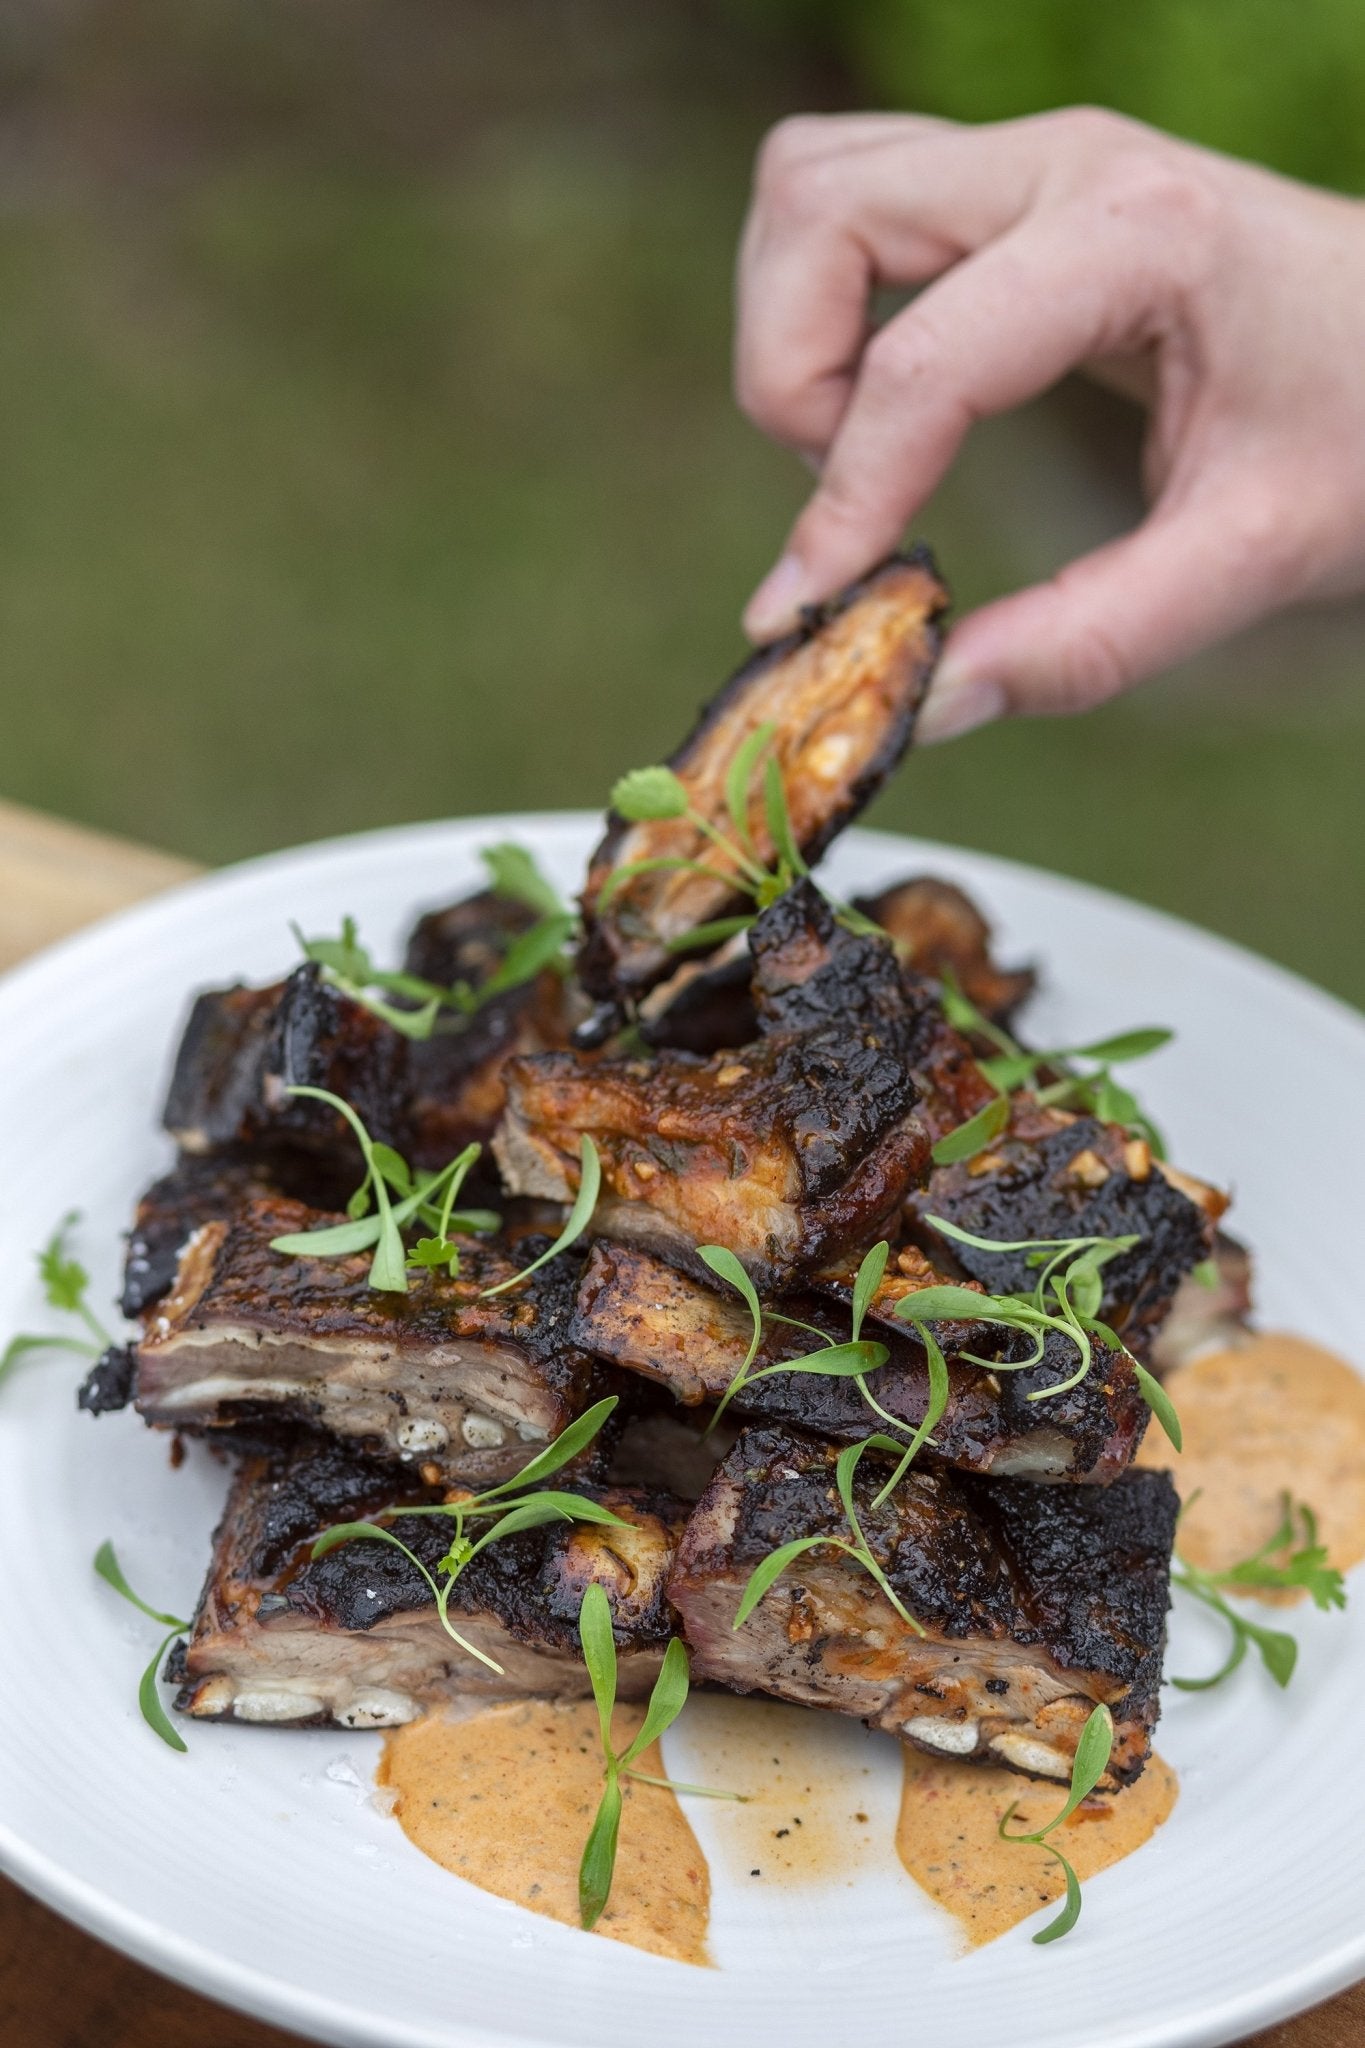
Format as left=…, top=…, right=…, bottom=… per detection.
left=573, top=1239, right=1149, bottom=1483
left=669, top=1424, right=1177, bottom=1787
left=133, top=1197, right=598, bottom=1485
left=172, top=1437, right=683, bottom=1728
left=577, top=549, right=948, bottom=1009
left=494, top=1028, right=928, bottom=1293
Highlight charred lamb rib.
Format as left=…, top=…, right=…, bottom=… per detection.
left=132, top=1198, right=598, bottom=1484
left=572, top=1240, right=1148, bottom=1483
left=400, top=887, right=577, bottom=1168
left=577, top=550, right=948, bottom=1010
left=851, top=874, right=1035, bottom=1028
left=494, top=1024, right=928, bottom=1293
left=172, top=1438, right=683, bottom=1727
left=748, top=881, right=1221, bottom=1349
left=163, top=963, right=409, bottom=1176
left=669, top=1425, right=1177, bottom=1787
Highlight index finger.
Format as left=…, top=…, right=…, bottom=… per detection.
left=735, top=113, right=1056, bottom=459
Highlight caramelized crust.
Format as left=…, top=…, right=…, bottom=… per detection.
left=573, top=1241, right=1148, bottom=1483
left=494, top=1031, right=928, bottom=1291
left=578, top=551, right=948, bottom=1005
left=669, top=1425, right=1177, bottom=1787
left=173, top=1438, right=684, bottom=1726
left=134, top=1197, right=596, bottom=1484
left=913, top=1110, right=1220, bottom=1355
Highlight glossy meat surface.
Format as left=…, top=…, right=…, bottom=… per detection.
left=494, top=1029, right=927, bottom=1292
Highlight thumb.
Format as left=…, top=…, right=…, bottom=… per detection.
left=916, top=489, right=1290, bottom=740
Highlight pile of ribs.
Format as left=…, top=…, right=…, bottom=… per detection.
left=84, top=549, right=1248, bottom=1790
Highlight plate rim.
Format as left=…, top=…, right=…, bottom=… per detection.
left=1, top=808, right=1362, bottom=2048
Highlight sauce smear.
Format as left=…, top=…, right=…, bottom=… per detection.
left=380, top=1700, right=710, bottom=1966
left=681, top=1694, right=885, bottom=1886
left=1137, top=1333, right=1365, bottom=1585
left=896, top=1750, right=1178, bottom=1947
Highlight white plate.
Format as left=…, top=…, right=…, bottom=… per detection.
left=1, top=814, right=1362, bottom=2048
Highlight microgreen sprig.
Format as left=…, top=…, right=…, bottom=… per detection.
left=696, top=1241, right=890, bottom=1436
left=267, top=1088, right=597, bottom=1299
left=604, top=730, right=809, bottom=944
left=733, top=1435, right=925, bottom=1638
left=312, top=1398, right=624, bottom=1677
left=2, top=1213, right=117, bottom=1388
left=891, top=1216, right=1181, bottom=1450
left=477, top=1136, right=601, bottom=1299
left=605, top=733, right=880, bottom=957
left=1171, top=1494, right=1346, bottom=1691
left=294, top=845, right=574, bottom=1041
left=93, top=1541, right=191, bottom=1753
left=269, top=1088, right=491, bottom=1291
left=933, top=970, right=1171, bottom=1164
left=999, top=1704, right=1115, bottom=1944
left=577, top=1582, right=742, bottom=1930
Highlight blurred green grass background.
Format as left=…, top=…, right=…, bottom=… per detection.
left=2, top=0, right=1362, bottom=1005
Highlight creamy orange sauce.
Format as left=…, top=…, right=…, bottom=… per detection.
left=1137, top=1333, right=1365, bottom=1589
left=896, top=1749, right=1179, bottom=1947
left=680, top=1693, right=886, bottom=1886
left=380, top=1700, right=710, bottom=1965
left=377, top=1331, right=1365, bottom=1960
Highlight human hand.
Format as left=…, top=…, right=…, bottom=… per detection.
left=736, top=108, right=1365, bottom=739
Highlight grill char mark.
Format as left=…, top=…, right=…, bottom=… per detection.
left=163, top=963, right=409, bottom=1174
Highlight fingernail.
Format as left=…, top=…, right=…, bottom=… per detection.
left=743, top=553, right=808, bottom=641
left=915, top=674, right=1007, bottom=746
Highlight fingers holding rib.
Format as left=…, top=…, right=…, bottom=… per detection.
left=917, top=473, right=1305, bottom=736
left=735, top=115, right=1054, bottom=459
left=744, top=203, right=1163, bottom=638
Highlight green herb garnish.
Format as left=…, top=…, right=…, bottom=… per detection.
left=267, top=1090, right=596, bottom=1299
left=1171, top=1495, right=1346, bottom=1691
left=605, top=729, right=803, bottom=940
left=480, top=841, right=569, bottom=920
left=313, top=1398, right=624, bottom=1677
left=294, top=844, right=573, bottom=1042
left=933, top=970, right=1171, bottom=1163
left=604, top=730, right=876, bottom=956
left=998, top=1703, right=1115, bottom=1944
left=577, top=1582, right=741, bottom=1929
left=733, top=1435, right=925, bottom=1637
left=892, top=1218, right=1181, bottom=1449
left=697, top=1241, right=890, bottom=1436
left=2, top=1213, right=117, bottom=1387
left=477, top=1136, right=601, bottom=1299
left=93, top=1541, right=191, bottom=1753
left=269, top=1089, right=490, bottom=1292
